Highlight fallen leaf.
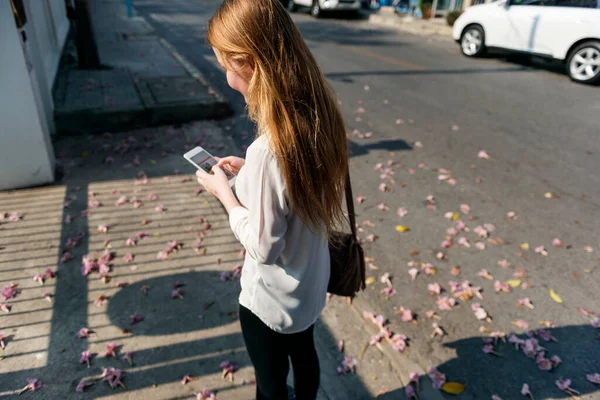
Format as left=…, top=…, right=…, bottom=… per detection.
left=507, top=279, right=522, bottom=288
left=365, top=276, right=376, bottom=285
left=441, top=382, right=465, bottom=394
left=520, top=242, right=530, bottom=251
left=395, top=225, right=409, bottom=233
left=549, top=289, right=563, bottom=304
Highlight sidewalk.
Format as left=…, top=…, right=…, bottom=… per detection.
left=368, top=7, right=454, bottom=38
left=0, top=116, right=446, bottom=398
left=53, top=0, right=231, bottom=135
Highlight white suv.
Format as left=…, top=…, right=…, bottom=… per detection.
left=453, top=0, right=600, bottom=84
left=287, top=0, right=362, bottom=18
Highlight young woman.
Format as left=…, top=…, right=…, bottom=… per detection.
left=195, top=0, right=348, bottom=398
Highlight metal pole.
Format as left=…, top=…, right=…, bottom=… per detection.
left=431, top=0, right=438, bottom=18
left=125, top=0, right=133, bottom=18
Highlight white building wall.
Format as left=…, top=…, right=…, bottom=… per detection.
left=0, top=1, right=59, bottom=190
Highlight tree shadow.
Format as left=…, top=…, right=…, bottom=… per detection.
left=349, top=138, right=413, bottom=157
left=106, top=271, right=239, bottom=336
left=378, top=324, right=600, bottom=399
left=326, top=66, right=533, bottom=82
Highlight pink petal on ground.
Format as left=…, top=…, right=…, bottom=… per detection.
left=428, top=283, right=442, bottom=295
left=587, top=373, right=600, bottom=384
left=399, top=308, right=413, bottom=322
left=115, top=196, right=128, bottom=206
left=196, top=389, right=217, bottom=400
left=123, top=253, right=134, bottom=263
left=379, top=183, right=390, bottom=192
left=437, top=296, right=456, bottom=311
left=428, top=366, right=446, bottom=390
left=494, top=280, right=511, bottom=294
left=123, top=351, right=134, bottom=366
left=130, top=312, right=144, bottom=325
left=356, top=196, right=366, bottom=204
left=478, top=150, right=490, bottom=159
left=397, top=207, right=408, bottom=217
left=457, top=237, right=470, bottom=248
left=76, top=378, right=94, bottom=392
left=421, top=263, right=436, bottom=275
left=377, top=202, right=389, bottom=211
left=556, top=378, right=579, bottom=393
left=60, top=252, right=72, bottom=264
left=155, top=205, right=166, bottom=212
left=366, top=234, right=377, bottom=242
left=75, top=327, right=92, bottom=339
left=447, top=227, right=458, bottom=236
left=405, top=384, right=417, bottom=399
left=535, top=246, right=548, bottom=256
left=408, top=268, right=419, bottom=280
left=105, top=342, right=117, bottom=358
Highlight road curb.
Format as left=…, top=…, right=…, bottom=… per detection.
left=368, top=13, right=454, bottom=39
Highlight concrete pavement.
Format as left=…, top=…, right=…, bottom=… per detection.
left=132, top=1, right=600, bottom=398
left=53, top=0, right=231, bottom=135
left=0, top=117, right=422, bottom=399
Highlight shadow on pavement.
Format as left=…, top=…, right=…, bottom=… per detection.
left=377, top=324, right=600, bottom=399
left=327, top=66, right=532, bottom=82
left=349, top=138, right=413, bottom=157
left=0, top=120, right=375, bottom=398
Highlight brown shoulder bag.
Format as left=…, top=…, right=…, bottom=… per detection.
left=327, top=172, right=366, bottom=297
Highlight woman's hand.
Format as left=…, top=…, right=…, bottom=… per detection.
left=216, top=156, right=245, bottom=175
left=196, top=166, right=232, bottom=199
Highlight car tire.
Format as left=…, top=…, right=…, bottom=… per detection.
left=460, top=25, right=486, bottom=58
left=311, top=0, right=322, bottom=18
left=566, top=41, right=600, bottom=85
left=287, top=0, right=298, bottom=12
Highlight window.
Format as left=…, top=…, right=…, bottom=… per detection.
left=553, top=0, right=597, bottom=7
left=510, top=0, right=555, bottom=5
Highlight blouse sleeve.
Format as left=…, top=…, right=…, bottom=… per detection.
left=228, top=146, right=288, bottom=265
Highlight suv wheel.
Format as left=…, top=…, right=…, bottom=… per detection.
left=311, top=0, right=322, bottom=18
left=287, top=0, right=298, bottom=12
left=460, top=25, right=485, bottom=58
left=567, top=41, right=600, bottom=85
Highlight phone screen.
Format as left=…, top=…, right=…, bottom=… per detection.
left=190, top=151, right=235, bottom=179
left=190, top=152, right=217, bottom=174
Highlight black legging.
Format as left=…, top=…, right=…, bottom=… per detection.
left=239, top=304, right=320, bottom=400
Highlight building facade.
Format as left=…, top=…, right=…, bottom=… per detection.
left=0, top=0, right=69, bottom=190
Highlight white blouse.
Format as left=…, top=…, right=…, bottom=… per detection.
left=229, top=134, right=330, bottom=334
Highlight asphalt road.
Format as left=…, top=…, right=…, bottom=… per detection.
left=134, top=1, right=600, bottom=398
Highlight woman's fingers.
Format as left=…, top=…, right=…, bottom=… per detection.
left=216, top=156, right=234, bottom=167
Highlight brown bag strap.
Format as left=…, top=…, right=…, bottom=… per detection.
left=344, top=171, right=358, bottom=238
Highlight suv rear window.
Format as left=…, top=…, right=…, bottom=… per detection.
left=554, top=0, right=597, bottom=7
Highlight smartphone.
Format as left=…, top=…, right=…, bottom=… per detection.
left=183, top=146, right=236, bottom=186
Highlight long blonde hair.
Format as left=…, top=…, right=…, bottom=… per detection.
left=206, top=0, right=348, bottom=236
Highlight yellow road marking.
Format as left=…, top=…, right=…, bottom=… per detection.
left=332, top=42, right=427, bottom=71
